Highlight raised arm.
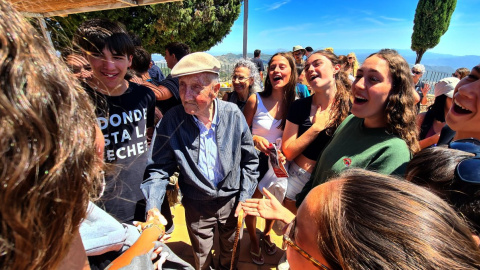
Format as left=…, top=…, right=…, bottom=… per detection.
left=282, top=105, right=329, bottom=161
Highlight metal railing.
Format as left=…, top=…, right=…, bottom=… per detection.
left=155, top=61, right=451, bottom=94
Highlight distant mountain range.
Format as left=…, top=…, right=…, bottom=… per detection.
left=153, top=49, right=480, bottom=74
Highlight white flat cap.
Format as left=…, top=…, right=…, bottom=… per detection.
left=171, top=52, right=221, bottom=78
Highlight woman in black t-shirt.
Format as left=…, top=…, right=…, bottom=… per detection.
left=281, top=50, right=351, bottom=213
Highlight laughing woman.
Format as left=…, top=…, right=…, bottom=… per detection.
left=223, top=59, right=262, bottom=111
left=446, top=63, right=480, bottom=141
left=296, top=49, right=419, bottom=207
left=281, top=50, right=350, bottom=213
left=243, top=52, right=296, bottom=265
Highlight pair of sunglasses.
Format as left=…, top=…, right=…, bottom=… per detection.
left=283, top=218, right=330, bottom=269
left=412, top=70, right=422, bottom=75
left=448, top=138, right=480, bottom=184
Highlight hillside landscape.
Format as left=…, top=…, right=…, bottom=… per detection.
left=154, top=50, right=480, bottom=74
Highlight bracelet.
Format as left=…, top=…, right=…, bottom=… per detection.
left=143, top=223, right=163, bottom=231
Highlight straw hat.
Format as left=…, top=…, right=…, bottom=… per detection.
left=292, top=45, right=306, bottom=54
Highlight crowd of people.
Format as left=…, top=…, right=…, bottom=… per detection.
left=1, top=1, right=479, bottom=269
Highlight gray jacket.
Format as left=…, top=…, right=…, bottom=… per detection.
left=141, top=99, right=259, bottom=211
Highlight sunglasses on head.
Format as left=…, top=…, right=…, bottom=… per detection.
left=448, top=138, right=480, bottom=184
left=412, top=70, right=422, bottom=75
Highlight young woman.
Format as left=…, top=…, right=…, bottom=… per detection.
left=296, top=49, right=419, bottom=207
left=446, top=63, right=480, bottom=141
left=223, top=58, right=262, bottom=111
left=416, top=77, right=458, bottom=149
left=243, top=52, right=296, bottom=265
left=0, top=1, right=104, bottom=268
left=281, top=50, right=350, bottom=213
left=345, top=52, right=359, bottom=77
left=242, top=169, right=480, bottom=270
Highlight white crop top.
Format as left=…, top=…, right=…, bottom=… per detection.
left=251, top=93, right=283, bottom=143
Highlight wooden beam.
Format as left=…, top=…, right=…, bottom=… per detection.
left=116, top=0, right=137, bottom=6
left=17, top=0, right=181, bottom=17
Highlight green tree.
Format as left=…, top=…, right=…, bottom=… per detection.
left=411, top=0, right=457, bottom=64
left=46, top=0, right=242, bottom=54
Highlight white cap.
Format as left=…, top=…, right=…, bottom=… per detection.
left=434, top=77, right=460, bottom=98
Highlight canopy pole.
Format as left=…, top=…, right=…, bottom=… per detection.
left=242, top=0, right=248, bottom=59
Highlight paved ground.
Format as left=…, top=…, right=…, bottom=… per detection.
left=166, top=204, right=285, bottom=270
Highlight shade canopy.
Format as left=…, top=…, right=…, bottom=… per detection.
left=9, top=0, right=181, bottom=17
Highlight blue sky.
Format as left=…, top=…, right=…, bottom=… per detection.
left=207, top=0, right=480, bottom=56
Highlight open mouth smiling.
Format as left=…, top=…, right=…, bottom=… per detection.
left=102, top=72, right=118, bottom=78
left=452, top=99, right=473, bottom=114
left=273, top=75, right=282, bottom=81
left=309, top=74, right=319, bottom=82
left=354, top=95, right=368, bottom=104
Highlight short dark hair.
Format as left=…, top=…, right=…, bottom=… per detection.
left=131, top=47, right=151, bottom=75
left=165, top=42, right=190, bottom=61
left=254, top=49, right=261, bottom=57
left=128, top=31, right=142, bottom=46
left=74, top=18, right=134, bottom=57
left=305, top=46, right=313, bottom=52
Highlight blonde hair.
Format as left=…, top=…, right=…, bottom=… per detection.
left=347, top=52, right=359, bottom=76
left=0, top=1, right=103, bottom=268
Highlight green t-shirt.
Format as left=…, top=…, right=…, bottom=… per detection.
left=296, top=115, right=411, bottom=206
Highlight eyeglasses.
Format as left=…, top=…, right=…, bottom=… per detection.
left=231, top=75, right=250, bottom=83
left=283, top=218, right=330, bottom=270
left=448, top=138, right=480, bottom=184
left=412, top=70, right=422, bottom=75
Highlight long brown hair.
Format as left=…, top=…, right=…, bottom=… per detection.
left=262, top=52, right=297, bottom=130
left=0, top=1, right=102, bottom=269
left=315, top=169, right=480, bottom=269
left=368, top=49, right=420, bottom=154
left=309, top=50, right=351, bottom=135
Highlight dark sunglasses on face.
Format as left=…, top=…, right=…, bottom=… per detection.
left=412, top=70, right=422, bottom=75
left=452, top=73, right=460, bottom=78
left=348, top=57, right=353, bottom=59
left=448, top=138, right=480, bottom=184
left=283, top=218, right=331, bottom=269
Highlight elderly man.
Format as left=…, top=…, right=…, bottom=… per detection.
left=141, top=52, right=259, bottom=270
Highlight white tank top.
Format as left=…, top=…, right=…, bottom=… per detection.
left=252, top=93, right=283, bottom=143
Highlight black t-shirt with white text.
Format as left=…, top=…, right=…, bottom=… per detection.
left=85, top=82, right=155, bottom=222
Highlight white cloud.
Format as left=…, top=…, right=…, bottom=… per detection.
left=379, top=16, right=405, bottom=22
left=364, top=17, right=385, bottom=25
left=267, top=0, right=291, bottom=11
